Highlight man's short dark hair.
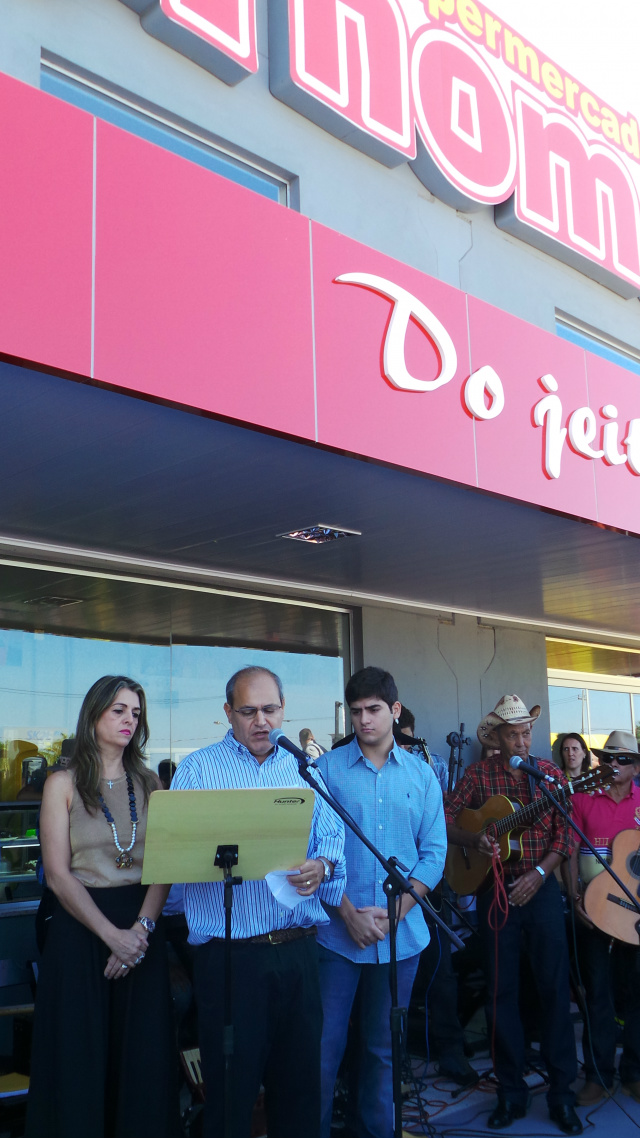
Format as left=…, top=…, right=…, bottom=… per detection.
left=225, top=666, right=284, bottom=707
left=345, top=666, right=398, bottom=711
left=397, top=706, right=415, bottom=733
left=158, top=760, right=177, bottom=785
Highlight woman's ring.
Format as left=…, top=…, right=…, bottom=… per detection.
left=121, top=963, right=128, bottom=970
left=306, top=880, right=311, bottom=886
left=135, top=954, right=144, bottom=964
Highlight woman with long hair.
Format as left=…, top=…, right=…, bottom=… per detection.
left=26, top=676, right=178, bottom=1138
left=559, top=732, right=591, bottom=780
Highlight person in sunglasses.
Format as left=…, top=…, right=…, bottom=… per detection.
left=569, top=730, right=640, bottom=1107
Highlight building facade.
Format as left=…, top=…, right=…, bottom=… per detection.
left=1, top=0, right=640, bottom=835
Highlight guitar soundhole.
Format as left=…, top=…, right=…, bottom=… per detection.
left=628, top=852, right=640, bottom=878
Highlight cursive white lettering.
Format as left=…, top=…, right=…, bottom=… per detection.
left=464, top=365, right=505, bottom=419
left=601, top=404, right=627, bottom=466
left=567, top=406, right=604, bottom=459
left=533, top=375, right=566, bottom=479
left=335, top=272, right=458, bottom=391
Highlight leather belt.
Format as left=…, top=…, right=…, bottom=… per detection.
left=212, top=925, right=317, bottom=946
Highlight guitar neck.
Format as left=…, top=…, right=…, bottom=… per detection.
left=487, top=795, right=547, bottom=838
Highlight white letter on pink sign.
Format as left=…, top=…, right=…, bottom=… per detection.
left=118, top=0, right=258, bottom=84
left=411, top=30, right=517, bottom=211
left=464, top=366, right=505, bottom=420
left=335, top=272, right=457, bottom=391
left=601, top=405, right=628, bottom=465
left=567, top=406, right=604, bottom=459
left=498, top=92, right=640, bottom=299
left=533, top=374, right=567, bottom=479
left=269, top=0, right=413, bottom=166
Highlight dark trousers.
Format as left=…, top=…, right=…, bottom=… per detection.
left=577, top=923, right=640, bottom=1087
left=419, top=923, right=467, bottom=1063
left=194, top=934, right=322, bottom=1138
left=477, top=875, right=577, bottom=1107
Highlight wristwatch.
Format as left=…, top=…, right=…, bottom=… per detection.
left=136, top=916, right=156, bottom=933
left=317, top=857, right=333, bottom=883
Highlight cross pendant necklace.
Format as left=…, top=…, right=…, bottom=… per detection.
left=107, top=780, right=114, bottom=789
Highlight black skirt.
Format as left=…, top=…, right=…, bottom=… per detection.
left=25, top=884, right=180, bottom=1138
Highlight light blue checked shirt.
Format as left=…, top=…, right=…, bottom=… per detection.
left=171, top=730, right=346, bottom=944
left=315, top=737, right=447, bottom=963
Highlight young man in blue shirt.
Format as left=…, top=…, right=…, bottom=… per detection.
left=316, top=666, right=447, bottom=1138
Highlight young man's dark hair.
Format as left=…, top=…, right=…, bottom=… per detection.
left=158, top=759, right=177, bottom=789
left=397, top=706, right=415, bottom=734
left=345, top=666, right=398, bottom=711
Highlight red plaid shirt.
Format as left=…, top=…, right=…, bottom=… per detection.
left=444, top=755, right=573, bottom=882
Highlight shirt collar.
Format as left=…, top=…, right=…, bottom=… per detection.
left=226, top=728, right=283, bottom=766
left=606, top=779, right=638, bottom=803
left=345, top=736, right=405, bottom=768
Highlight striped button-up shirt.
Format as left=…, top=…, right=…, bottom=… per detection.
left=171, top=730, right=346, bottom=944
left=315, top=738, right=447, bottom=963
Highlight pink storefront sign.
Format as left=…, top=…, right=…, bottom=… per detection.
left=92, top=120, right=316, bottom=441
left=311, top=222, right=476, bottom=488
left=1, top=71, right=640, bottom=534
left=0, top=74, right=93, bottom=375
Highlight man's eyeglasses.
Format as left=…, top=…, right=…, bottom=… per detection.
left=231, top=704, right=282, bottom=720
left=607, top=754, right=638, bottom=766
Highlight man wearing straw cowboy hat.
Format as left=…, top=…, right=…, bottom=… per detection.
left=568, top=729, right=640, bottom=1107
left=445, top=695, right=581, bottom=1135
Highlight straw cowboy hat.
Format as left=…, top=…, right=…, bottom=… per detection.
left=477, top=694, right=541, bottom=746
left=591, top=730, right=640, bottom=762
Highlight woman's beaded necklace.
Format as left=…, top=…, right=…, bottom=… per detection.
left=98, top=771, right=138, bottom=870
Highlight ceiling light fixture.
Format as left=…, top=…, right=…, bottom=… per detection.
left=279, top=524, right=362, bottom=545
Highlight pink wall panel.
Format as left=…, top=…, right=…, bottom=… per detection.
left=0, top=75, right=92, bottom=373
left=586, top=355, right=640, bottom=533
left=93, top=121, right=315, bottom=439
left=311, top=222, right=476, bottom=485
left=468, top=296, right=598, bottom=521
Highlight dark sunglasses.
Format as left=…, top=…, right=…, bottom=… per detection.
left=607, top=754, right=639, bottom=766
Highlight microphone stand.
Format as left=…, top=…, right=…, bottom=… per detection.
left=293, top=753, right=464, bottom=1138
left=446, top=723, right=471, bottom=794
left=406, top=736, right=478, bottom=937
left=537, top=783, right=640, bottom=919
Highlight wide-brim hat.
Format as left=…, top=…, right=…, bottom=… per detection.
left=477, top=694, right=541, bottom=745
left=591, top=730, right=640, bottom=762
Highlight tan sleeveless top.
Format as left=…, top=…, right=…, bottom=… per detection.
left=69, top=773, right=150, bottom=887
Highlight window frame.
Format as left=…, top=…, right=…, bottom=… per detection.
left=40, top=52, right=296, bottom=208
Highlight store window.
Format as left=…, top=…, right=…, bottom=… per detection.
left=40, top=56, right=292, bottom=205
left=0, top=563, right=351, bottom=805
left=555, top=312, right=640, bottom=377
left=547, top=638, right=640, bottom=753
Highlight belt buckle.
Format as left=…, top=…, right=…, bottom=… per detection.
left=268, top=931, right=277, bottom=945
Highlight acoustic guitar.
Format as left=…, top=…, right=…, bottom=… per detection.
left=584, top=829, right=640, bottom=945
left=445, top=765, right=614, bottom=896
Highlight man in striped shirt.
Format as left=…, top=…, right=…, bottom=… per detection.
left=172, top=665, right=346, bottom=1138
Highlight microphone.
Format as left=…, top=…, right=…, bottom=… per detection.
left=268, top=728, right=316, bottom=766
left=395, top=730, right=421, bottom=748
left=509, top=756, right=557, bottom=783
